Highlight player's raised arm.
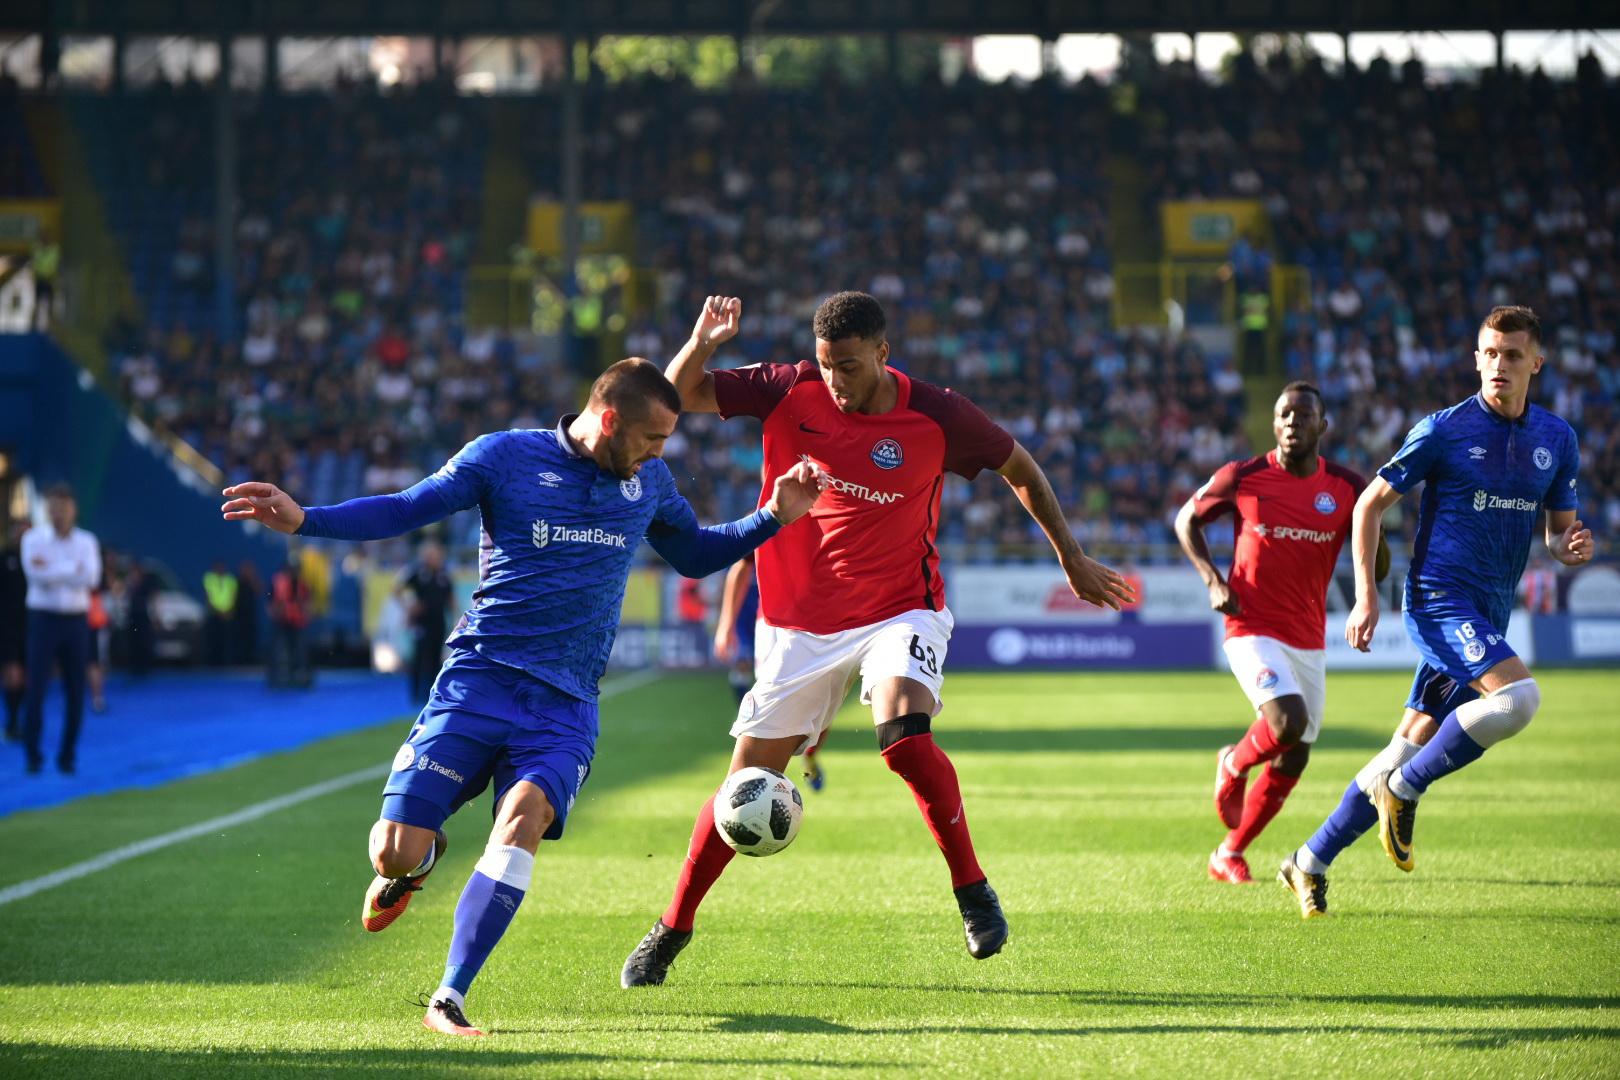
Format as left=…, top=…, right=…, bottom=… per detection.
left=1345, top=477, right=1403, bottom=651
left=1545, top=509, right=1595, bottom=567
left=996, top=441, right=1135, bottom=611
left=664, top=295, right=741, bottom=413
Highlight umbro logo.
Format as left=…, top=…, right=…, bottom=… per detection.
left=537, top=471, right=563, bottom=487
left=1468, top=446, right=1487, bottom=459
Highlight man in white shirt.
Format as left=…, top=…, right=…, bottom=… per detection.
left=21, top=484, right=101, bottom=775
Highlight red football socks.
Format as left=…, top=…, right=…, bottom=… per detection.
left=1224, top=766, right=1301, bottom=853
left=661, top=793, right=736, bottom=933
left=881, top=733, right=984, bottom=888
left=1227, top=715, right=1288, bottom=774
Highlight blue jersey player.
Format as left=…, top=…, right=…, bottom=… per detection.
left=1279, top=306, right=1595, bottom=918
left=221, top=359, right=822, bottom=1034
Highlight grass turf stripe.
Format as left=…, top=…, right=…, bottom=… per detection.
left=0, top=667, right=663, bottom=908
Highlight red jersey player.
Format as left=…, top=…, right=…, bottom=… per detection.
left=1174, top=381, right=1385, bottom=884
left=621, top=291, right=1135, bottom=986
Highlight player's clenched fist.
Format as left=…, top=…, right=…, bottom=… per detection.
left=221, top=482, right=306, bottom=534
left=690, top=295, right=741, bottom=351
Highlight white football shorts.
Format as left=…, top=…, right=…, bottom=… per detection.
left=1222, top=634, right=1326, bottom=744
left=731, top=607, right=954, bottom=754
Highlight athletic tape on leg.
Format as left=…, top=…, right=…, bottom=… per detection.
left=1454, top=678, right=1539, bottom=748
left=1354, top=734, right=1424, bottom=793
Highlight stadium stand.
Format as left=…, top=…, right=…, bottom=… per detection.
left=26, top=55, right=1617, bottom=558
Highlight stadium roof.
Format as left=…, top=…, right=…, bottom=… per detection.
left=3, top=0, right=1613, bottom=37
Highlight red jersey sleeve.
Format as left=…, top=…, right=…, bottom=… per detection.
left=713, top=362, right=807, bottom=421
left=909, top=383, right=1016, bottom=479
left=1190, top=461, right=1242, bottom=523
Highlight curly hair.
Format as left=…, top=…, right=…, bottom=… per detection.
left=812, top=291, right=886, bottom=343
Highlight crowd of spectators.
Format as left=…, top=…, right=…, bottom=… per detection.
left=1145, top=49, right=1620, bottom=539
left=81, top=52, right=1620, bottom=562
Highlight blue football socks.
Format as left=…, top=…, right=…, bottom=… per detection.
left=1395, top=713, right=1486, bottom=798
left=435, top=844, right=534, bottom=1005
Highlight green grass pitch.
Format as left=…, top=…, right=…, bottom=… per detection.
left=1, top=669, right=1617, bottom=1077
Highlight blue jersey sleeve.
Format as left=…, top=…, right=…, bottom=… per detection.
left=297, top=434, right=497, bottom=541
left=1546, top=431, right=1580, bottom=512
left=1378, top=414, right=1442, bottom=494
left=643, top=470, right=781, bottom=578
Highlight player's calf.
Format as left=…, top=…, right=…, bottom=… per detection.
left=364, top=828, right=448, bottom=932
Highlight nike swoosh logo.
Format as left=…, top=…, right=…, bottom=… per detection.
left=798, top=422, right=827, bottom=435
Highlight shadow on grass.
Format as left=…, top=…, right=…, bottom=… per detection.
left=1437, top=879, right=1620, bottom=891
left=711, top=983, right=1620, bottom=1013
left=821, top=726, right=1391, bottom=755
left=0, top=678, right=735, bottom=989
left=0, top=1043, right=891, bottom=1077
left=707, top=1013, right=1618, bottom=1050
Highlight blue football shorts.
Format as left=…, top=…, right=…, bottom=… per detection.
left=380, top=649, right=596, bottom=839
left=1402, top=592, right=1517, bottom=696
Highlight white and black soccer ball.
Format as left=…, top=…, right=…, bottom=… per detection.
left=714, top=766, right=803, bottom=857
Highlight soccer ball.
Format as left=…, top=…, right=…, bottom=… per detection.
left=714, top=766, right=803, bottom=857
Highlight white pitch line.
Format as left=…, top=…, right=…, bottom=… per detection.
left=0, top=667, right=665, bottom=909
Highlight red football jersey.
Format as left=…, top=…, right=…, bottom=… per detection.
left=714, top=361, right=1014, bottom=634
left=1191, top=450, right=1365, bottom=650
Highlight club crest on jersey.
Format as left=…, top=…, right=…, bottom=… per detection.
left=1255, top=667, right=1279, bottom=691
left=392, top=743, right=416, bottom=772
left=1533, top=446, right=1553, bottom=471
left=1314, top=492, right=1337, bottom=514
left=870, top=438, right=904, bottom=470
left=1463, top=639, right=1487, bottom=663
left=620, top=475, right=642, bottom=501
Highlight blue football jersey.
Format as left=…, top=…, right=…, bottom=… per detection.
left=301, top=419, right=706, bottom=702
left=1379, top=394, right=1579, bottom=626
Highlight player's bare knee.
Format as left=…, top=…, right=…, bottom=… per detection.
left=1261, top=697, right=1310, bottom=744
left=490, top=782, right=554, bottom=851
left=1459, top=678, right=1540, bottom=748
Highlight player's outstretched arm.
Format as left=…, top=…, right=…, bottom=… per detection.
left=664, top=295, right=741, bottom=413
left=1546, top=509, right=1595, bottom=567
left=1173, top=497, right=1238, bottom=615
left=221, top=482, right=307, bottom=534
left=1345, top=477, right=1403, bottom=651
left=996, top=442, right=1135, bottom=611
left=647, top=462, right=823, bottom=578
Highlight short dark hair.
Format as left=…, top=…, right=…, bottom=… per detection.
left=1279, top=380, right=1324, bottom=408
left=813, top=291, right=886, bottom=343
left=588, top=357, right=681, bottom=422
left=1480, top=305, right=1542, bottom=348
left=43, top=482, right=76, bottom=502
